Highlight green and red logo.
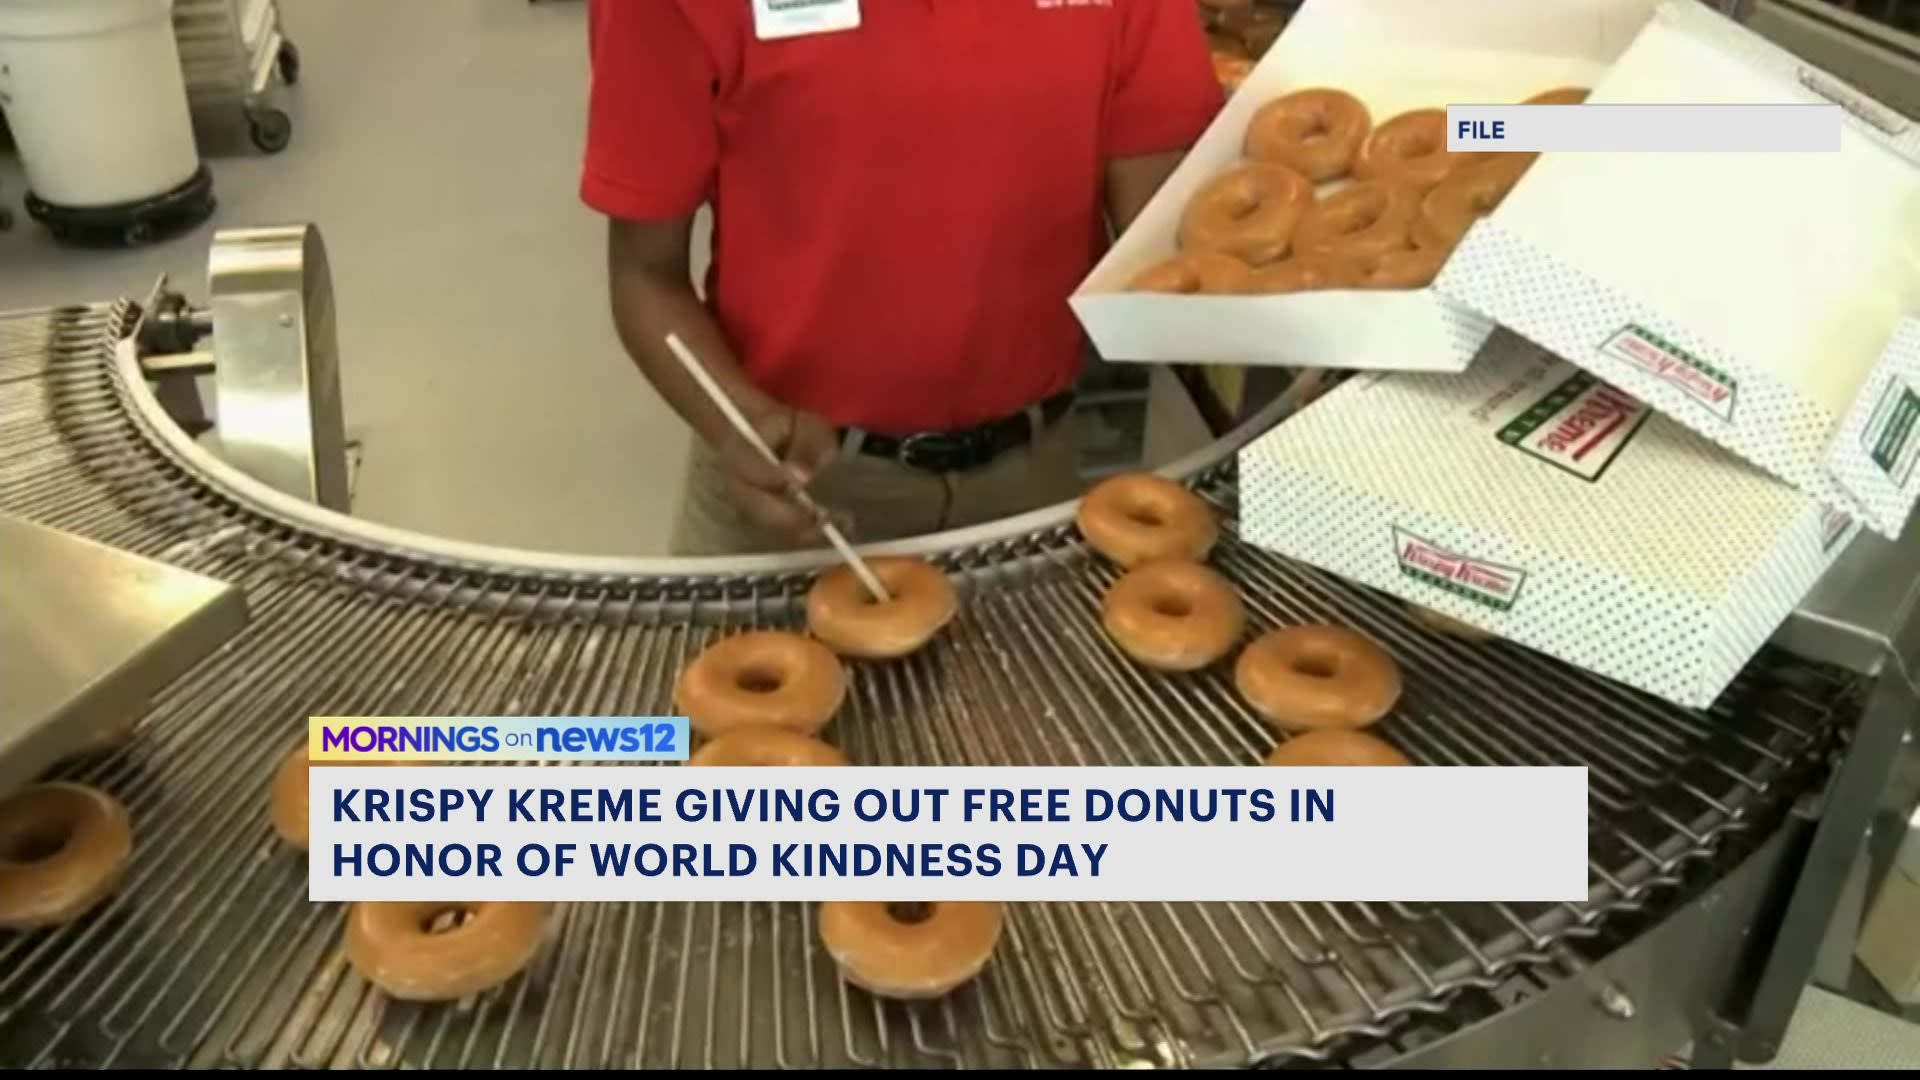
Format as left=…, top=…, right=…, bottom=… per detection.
left=1862, top=380, right=1920, bottom=486
left=1599, top=325, right=1737, bottom=423
left=1497, top=369, right=1649, bottom=482
left=1392, top=528, right=1528, bottom=611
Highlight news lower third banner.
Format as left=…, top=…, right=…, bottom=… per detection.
left=309, top=716, right=691, bottom=762
left=307, top=766, right=1590, bottom=904
left=1446, top=103, right=1841, bottom=152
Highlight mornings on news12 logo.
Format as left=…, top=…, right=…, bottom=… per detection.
left=307, top=717, right=691, bottom=762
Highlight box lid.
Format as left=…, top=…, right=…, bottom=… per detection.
left=1237, top=331, right=1854, bottom=706
left=1434, top=0, right=1920, bottom=539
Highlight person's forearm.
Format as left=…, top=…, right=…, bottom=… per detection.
left=606, top=229, right=767, bottom=449
left=1104, top=150, right=1187, bottom=233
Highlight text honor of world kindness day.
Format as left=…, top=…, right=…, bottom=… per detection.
left=303, top=760, right=1592, bottom=905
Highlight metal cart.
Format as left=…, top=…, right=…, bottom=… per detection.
left=171, top=0, right=301, bottom=154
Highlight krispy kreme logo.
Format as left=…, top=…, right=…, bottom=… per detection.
left=1599, top=325, right=1737, bottom=423
left=1498, top=370, right=1649, bottom=482
left=1392, top=528, right=1528, bottom=611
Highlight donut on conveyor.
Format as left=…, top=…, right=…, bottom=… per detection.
left=345, top=901, right=552, bottom=1002
left=1235, top=625, right=1403, bottom=732
left=0, top=782, right=134, bottom=930
left=1076, top=473, right=1220, bottom=569
left=819, top=900, right=1006, bottom=1000
left=806, top=556, right=958, bottom=661
left=1101, top=560, right=1246, bottom=673
left=687, top=728, right=850, bottom=767
left=675, top=631, right=848, bottom=739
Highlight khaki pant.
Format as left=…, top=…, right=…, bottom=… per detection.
left=671, top=416, right=1085, bottom=556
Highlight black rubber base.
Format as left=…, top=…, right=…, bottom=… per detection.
left=26, top=165, right=217, bottom=249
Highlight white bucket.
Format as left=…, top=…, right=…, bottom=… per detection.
left=0, top=0, right=200, bottom=208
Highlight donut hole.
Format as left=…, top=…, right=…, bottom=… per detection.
left=1151, top=595, right=1193, bottom=619
left=1124, top=504, right=1166, bottom=529
left=735, top=666, right=786, bottom=695
left=886, top=901, right=935, bottom=926
left=1291, top=654, right=1339, bottom=679
left=1290, top=111, right=1331, bottom=142
left=0, top=821, right=72, bottom=863
left=419, top=906, right=475, bottom=935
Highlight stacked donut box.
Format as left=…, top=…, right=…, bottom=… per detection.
left=1077, top=0, right=1920, bottom=708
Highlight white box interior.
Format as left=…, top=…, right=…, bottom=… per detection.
left=1069, top=0, right=1659, bottom=372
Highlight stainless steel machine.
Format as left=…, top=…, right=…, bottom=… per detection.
left=3, top=2, right=1920, bottom=1069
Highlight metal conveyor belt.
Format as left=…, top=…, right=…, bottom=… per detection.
left=0, top=302, right=1865, bottom=1069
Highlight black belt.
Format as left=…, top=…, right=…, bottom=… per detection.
left=845, top=391, right=1076, bottom=473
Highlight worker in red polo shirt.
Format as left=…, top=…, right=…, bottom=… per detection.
left=581, top=0, right=1222, bottom=555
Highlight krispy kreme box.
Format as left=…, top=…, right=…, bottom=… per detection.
left=1068, top=0, right=1660, bottom=373
left=1434, top=0, right=1920, bottom=540
left=1238, top=330, right=1859, bottom=709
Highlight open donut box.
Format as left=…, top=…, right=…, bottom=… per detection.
left=1081, top=0, right=1920, bottom=707
left=1069, top=0, right=1658, bottom=374
left=1074, top=0, right=1920, bottom=542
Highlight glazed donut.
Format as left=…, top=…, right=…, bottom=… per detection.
left=676, top=631, right=847, bottom=738
left=1408, top=604, right=1495, bottom=643
left=346, top=901, right=550, bottom=1002
left=688, top=728, right=850, bottom=767
left=1248, top=253, right=1370, bottom=294
left=1353, top=245, right=1450, bottom=290
left=1239, top=8, right=1287, bottom=56
left=270, top=743, right=413, bottom=851
left=1412, top=154, right=1533, bottom=252
left=1128, top=251, right=1254, bottom=295
left=1293, top=181, right=1418, bottom=259
left=1525, top=86, right=1589, bottom=106
left=271, top=743, right=323, bottom=850
left=1235, top=626, right=1403, bottom=732
left=1207, top=29, right=1248, bottom=54
left=1101, top=560, right=1246, bottom=673
left=0, top=783, right=133, bottom=930
left=820, top=901, right=1005, bottom=1000
left=806, top=556, right=958, bottom=660
left=1212, top=53, right=1254, bottom=94
left=1354, top=109, right=1478, bottom=192
left=1265, top=730, right=1412, bottom=767
left=1077, top=473, right=1219, bottom=569
left=1178, top=163, right=1314, bottom=265
left=1244, top=88, right=1372, bottom=183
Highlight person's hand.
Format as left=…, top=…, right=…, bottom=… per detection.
left=714, top=400, right=850, bottom=546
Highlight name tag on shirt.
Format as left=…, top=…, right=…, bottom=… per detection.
left=752, top=0, right=861, bottom=40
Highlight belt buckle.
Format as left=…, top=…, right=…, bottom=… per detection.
left=897, top=432, right=953, bottom=472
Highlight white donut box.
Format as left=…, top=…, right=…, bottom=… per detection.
left=1072, top=0, right=1920, bottom=539
left=1236, top=331, right=1858, bottom=710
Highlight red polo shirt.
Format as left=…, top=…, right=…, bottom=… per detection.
left=581, top=0, right=1221, bottom=435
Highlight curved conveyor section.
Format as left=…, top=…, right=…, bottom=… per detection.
left=0, top=302, right=1860, bottom=1069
